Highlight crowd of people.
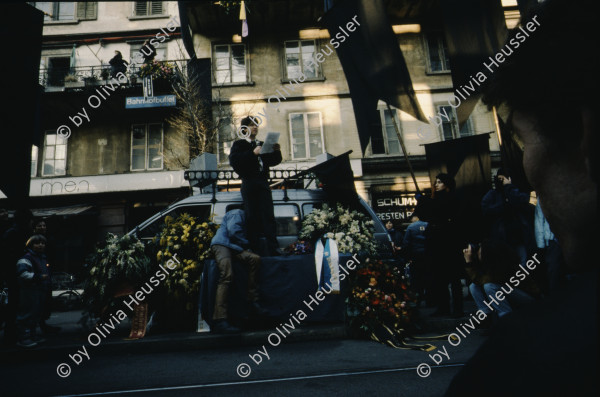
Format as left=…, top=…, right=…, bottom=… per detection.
left=388, top=168, right=566, bottom=326
left=0, top=210, right=60, bottom=348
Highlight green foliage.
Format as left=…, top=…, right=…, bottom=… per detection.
left=82, top=233, right=151, bottom=315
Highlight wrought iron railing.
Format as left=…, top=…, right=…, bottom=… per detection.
left=38, top=60, right=184, bottom=89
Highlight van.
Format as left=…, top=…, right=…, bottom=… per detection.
left=129, top=188, right=393, bottom=255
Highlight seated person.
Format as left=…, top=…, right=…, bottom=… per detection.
left=210, top=209, right=266, bottom=334
left=463, top=239, right=540, bottom=323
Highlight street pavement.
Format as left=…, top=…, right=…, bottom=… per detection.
left=0, top=303, right=486, bottom=397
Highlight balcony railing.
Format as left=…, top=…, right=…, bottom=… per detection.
left=39, top=61, right=184, bottom=90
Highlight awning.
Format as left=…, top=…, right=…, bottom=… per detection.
left=32, top=204, right=95, bottom=217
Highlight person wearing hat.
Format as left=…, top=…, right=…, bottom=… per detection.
left=481, top=168, right=535, bottom=265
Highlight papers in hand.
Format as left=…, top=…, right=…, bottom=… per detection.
left=260, top=132, right=280, bottom=154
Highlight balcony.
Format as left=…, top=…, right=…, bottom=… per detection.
left=38, top=60, right=183, bottom=92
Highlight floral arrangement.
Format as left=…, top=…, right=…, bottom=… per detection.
left=153, top=213, right=219, bottom=305
left=284, top=240, right=314, bottom=255
left=139, top=60, right=175, bottom=80
left=347, top=257, right=415, bottom=334
left=82, top=233, right=152, bottom=315
left=299, top=203, right=378, bottom=255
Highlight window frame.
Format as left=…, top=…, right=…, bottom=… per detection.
left=211, top=43, right=250, bottom=86
left=424, top=33, right=451, bottom=74
left=282, top=39, right=323, bottom=82
left=130, top=123, right=164, bottom=172
left=34, top=2, right=77, bottom=22
left=369, top=108, right=402, bottom=156
left=132, top=1, right=165, bottom=18
left=435, top=104, right=474, bottom=141
left=41, top=131, right=67, bottom=177
left=77, top=2, right=97, bottom=20
left=288, top=112, right=325, bottom=160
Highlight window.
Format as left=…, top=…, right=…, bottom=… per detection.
left=425, top=33, right=450, bottom=73
left=77, top=2, right=97, bottom=20
left=42, top=132, right=67, bottom=176
left=46, top=57, right=70, bottom=86
left=274, top=205, right=301, bottom=236
left=134, top=1, right=163, bottom=16
left=130, top=42, right=168, bottom=62
left=34, top=2, right=76, bottom=21
left=216, top=117, right=238, bottom=164
left=371, top=109, right=402, bottom=155
left=289, top=112, right=324, bottom=160
left=213, top=44, right=248, bottom=84
left=284, top=40, right=320, bottom=80
left=436, top=105, right=473, bottom=140
left=131, top=124, right=163, bottom=171
left=31, top=146, right=38, bottom=177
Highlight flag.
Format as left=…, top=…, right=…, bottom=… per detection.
left=440, top=0, right=508, bottom=126
left=303, top=151, right=360, bottom=209
left=240, top=0, right=248, bottom=37
left=321, top=0, right=427, bottom=155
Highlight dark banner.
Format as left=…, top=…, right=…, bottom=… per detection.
left=321, top=0, right=426, bottom=155
left=440, top=0, right=507, bottom=126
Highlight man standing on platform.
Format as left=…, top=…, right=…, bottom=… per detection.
left=229, top=116, right=282, bottom=256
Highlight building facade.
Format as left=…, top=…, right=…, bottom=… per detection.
left=1, top=1, right=186, bottom=274
left=181, top=0, right=518, bottom=226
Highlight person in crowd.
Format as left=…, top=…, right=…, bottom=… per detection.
left=0, top=209, right=33, bottom=345
left=229, top=116, right=283, bottom=256
left=210, top=209, right=265, bottom=334
left=384, top=220, right=403, bottom=254
left=534, top=196, right=566, bottom=294
left=108, top=50, right=128, bottom=79
left=32, top=218, right=60, bottom=335
left=401, top=212, right=428, bottom=305
left=464, top=239, right=539, bottom=324
left=423, top=173, right=464, bottom=317
left=15, top=234, right=50, bottom=348
left=140, top=39, right=157, bottom=64
left=481, top=168, right=535, bottom=265
left=445, top=0, right=598, bottom=394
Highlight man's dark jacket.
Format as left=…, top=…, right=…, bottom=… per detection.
left=229, top=139, right=282, bottom=179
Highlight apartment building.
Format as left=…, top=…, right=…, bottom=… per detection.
left=179, top=0, right=512, bottom=225
left=12, top=1, right=186, bottom=273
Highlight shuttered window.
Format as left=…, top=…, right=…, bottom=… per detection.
left=134, top=1, right=163, bottom=16
left=76, top=2, right=97, bottom=20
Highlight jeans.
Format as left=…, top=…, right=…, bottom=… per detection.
left=469, top=282, right=534, bottom=317
left=211, top=245, right=261, bottom=320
